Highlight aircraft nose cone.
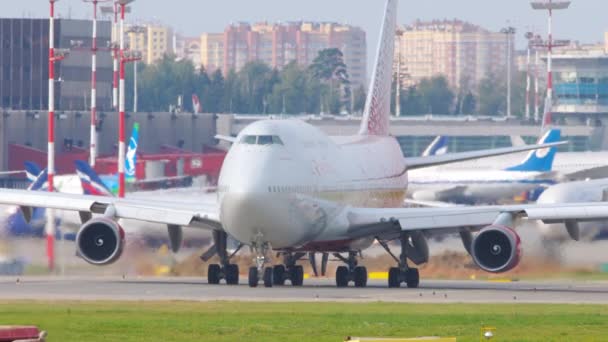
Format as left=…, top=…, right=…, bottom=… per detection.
left=220, top=191, right=321, bottom=249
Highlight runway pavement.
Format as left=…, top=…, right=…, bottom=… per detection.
left=0, top=276, right=607, bottom=304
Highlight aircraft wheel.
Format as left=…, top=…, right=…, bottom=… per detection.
left=273, top=265, right=286, bottom=285
left=353, top=266, right=368, bottom=288
left=208, top=264, right=221, bottom=285
left=225, top=264, right=239, bottom=285
left=388, top=267, right=401, bottom=288
left=406, top=268, right=420, bottom=288
left=336, top=266, right=349, bottom=288
left=263, top=267, right=274, bottom=288
left=248, top=267, right=259, bottom=288
left=291, top=265, right=304, bottom=286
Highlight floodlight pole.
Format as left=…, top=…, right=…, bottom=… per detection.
left=46, top=0, right=60, bottom=272
left=118, top=1, right=127, bottom=198
left=531, top=0, right=571, bottom=129
left=534, top=48, right=540, bottom=121
left=113, top=2, right=119, bottom=110
left=501, top=27, right=515, bottom=119
left=84, top=0, right=109, bottom=167
left=117, top=0, right=137, bottom=198
left=525, top=32, right=534, bottom=121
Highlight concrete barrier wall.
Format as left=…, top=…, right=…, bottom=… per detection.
left=2, top=111, right=217, bottom=160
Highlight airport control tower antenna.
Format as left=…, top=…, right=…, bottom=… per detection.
left=531, top=0, right=571, bottom=130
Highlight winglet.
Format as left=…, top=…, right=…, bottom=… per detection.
left=215, top=135, right=237, bottom=144
left=75, top=160, right=114, bottom=197
left=421, top=136, right=449, bottom=157
left=24, top=162, right=43, bottom=183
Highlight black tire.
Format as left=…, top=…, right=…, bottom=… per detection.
left=291, top=265, right=304, bottom=286
left=273, top=265, right=286, bottom=285
left=208, top=264, right=221, bottom=285
left=263, top=267, right=273, bottom=288
left=388, top=267, right=401, bottom=288
left=406, top=268, right=420, bottom=288
left=225, top=264, right=239, bottom=285
left=353, top=266, right=368, bottom=288
left=248, top=267, right=259, bottom=288
left=335, top=266, right=349, bottom=287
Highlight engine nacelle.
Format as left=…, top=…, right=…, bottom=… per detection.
left=76, top=218, right=125, bottom=265
left=471, top=225, right=521, bottom=273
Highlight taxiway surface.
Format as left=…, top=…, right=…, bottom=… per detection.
left=0, top=277, right=607, bottom=304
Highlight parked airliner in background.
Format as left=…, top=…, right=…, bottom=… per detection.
left=408, top=129, right=561, bottom=204
left=1, top=0, right=607, bottom=289
left=536, top=178, right=608, bottom=243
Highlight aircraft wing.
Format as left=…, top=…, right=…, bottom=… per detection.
left=0, top=189, right=222, bottom=231
left=404, top=141, right=565, bottom=170
left=345, top=202, right=608, bottom=239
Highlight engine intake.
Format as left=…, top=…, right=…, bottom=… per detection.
left=471, top=225, right=521, bottom=273
left=76, top=218, right=125, bottom=265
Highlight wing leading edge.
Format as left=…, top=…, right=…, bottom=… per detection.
left=0, top=189, right=222, bottom=231
left=404, top=141, right=566, bottom=170
left=346, top=201, right=608, bottom=238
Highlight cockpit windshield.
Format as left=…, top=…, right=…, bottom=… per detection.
left=239, top=135, right=284, bottom=146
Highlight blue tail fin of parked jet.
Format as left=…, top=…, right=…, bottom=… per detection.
left=422, top=136, right=449, bottom=157
left=75, top=160, right=114, bottom=196
left=125, top=122, right=140, bottom=182
left=505, top=129, right=561, bottom=172
left=24, top=162, right=42, bottom=183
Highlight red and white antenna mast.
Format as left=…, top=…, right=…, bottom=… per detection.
left=531, top=0, right=571, bottom=130
left=47, top=0, right=69, bottom=271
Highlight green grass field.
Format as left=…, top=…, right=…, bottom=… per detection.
left=0, top=301, right=607, bottom=341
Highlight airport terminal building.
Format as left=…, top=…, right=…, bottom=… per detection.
left=0, top=18, right=113, bottom=111
left=553, top=53, right=608, bottom=124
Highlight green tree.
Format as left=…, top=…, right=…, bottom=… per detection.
left=203, top=69, right=225, bottom=113
left=417, top=76, right=454, bottom=114
left=352, top=85, right=367, bottom=114
left=309, top=48, right=351, bottom=114
left=268, top=62, right=310, bottom=114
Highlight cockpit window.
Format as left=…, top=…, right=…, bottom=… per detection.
left=239, top=135, right=284, bottom=146
left=240, top=135, right=257, bottom=144
left=272, top=136, right=284, bottom=145
left=257, top=135, right=273, bottom=145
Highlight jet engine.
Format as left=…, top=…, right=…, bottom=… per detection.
left=76, top=218, right=125, bottom=265
left=471, top=225, right=521, bottom=273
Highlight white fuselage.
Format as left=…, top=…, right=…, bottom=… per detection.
left=407, top=168, right=553, bottom=203
left=439, top=152, right=608, bottom=178
left=218, top=120, right=407, bottom=250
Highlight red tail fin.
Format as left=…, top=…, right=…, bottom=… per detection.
left=358, top=0, right=397, bottom=136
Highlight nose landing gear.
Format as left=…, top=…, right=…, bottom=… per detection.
left=248, top=240, right=273, bottom=288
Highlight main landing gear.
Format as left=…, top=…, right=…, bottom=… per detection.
left=334, top=251, right=368, bottom=288
left=271, top=252, right=305, bottom=286
left=378, top=232, right=420, bottom=288
left=201, top=231, right=242, bottom=285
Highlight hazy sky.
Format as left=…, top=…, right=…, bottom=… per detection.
left=6, top=0, right=607, bottom=63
